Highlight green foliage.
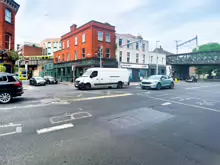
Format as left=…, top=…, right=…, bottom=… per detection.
left=9, top=50, right=19, bottom=61
left=0, top=64, right=6, bottom=72
left=193, top=43, right=220, bottom=52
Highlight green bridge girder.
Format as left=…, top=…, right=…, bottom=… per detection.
left=166, top=51, right=220, bottom=65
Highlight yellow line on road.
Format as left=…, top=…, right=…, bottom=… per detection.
left=60, top=93, right=132, bottom=102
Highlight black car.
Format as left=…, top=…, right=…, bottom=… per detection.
left=185, top=76, right=198, bottom=82
left=43, top=76, right=58, bottom=84
left=0, top=73, right=23, bottom=104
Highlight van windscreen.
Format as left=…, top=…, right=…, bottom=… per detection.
left=82, top=70, right=92, bottom=77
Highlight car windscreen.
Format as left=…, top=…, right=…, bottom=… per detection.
left=81, top=70, right=92, bottom=77
left=35, top=77, right=44, bottom=80
left=147, top=75, right=161, bottom=80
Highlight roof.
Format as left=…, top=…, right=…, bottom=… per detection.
left=153, top=46, right=174, bottom=55
left=116, top=33, right=136, bottom=38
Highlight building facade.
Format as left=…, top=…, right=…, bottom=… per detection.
left=54, top=21, right=117, bottom=82
left=0, top=0, right=19, bottom=73
left=18, top=44, right=43, bottom=57
left=116, top=33, right=166, bottom=81
left=39, top=38, right=61, bottom=56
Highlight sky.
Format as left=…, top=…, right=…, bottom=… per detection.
left=15, top=0, right=220, bottom=53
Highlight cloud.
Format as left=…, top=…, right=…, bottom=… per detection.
left=15, top=0, right=220, bottom=54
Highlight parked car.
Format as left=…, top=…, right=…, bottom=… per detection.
left=75, top=68, right=130, bottom=90
left=141, top=75, right=174, bottom=90
left=44, top=76, right=58, bottom=84
left=0, top=73, right=23, bottom=104
left=29, top=77, right=46, bottom=86
left=185, top=76, right=197, bottom=82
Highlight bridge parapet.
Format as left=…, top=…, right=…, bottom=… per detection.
left=166, top=51, right=220, bottom=65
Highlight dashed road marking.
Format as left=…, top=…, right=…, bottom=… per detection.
left=76, top=93, right=83, bottom=97
left=0, top=123, right=22, bottom=137
left=185, top=85, right=220, bottom=90
left=161, top=102, right=171, bottom=106
left=147, top=95, right=220, bottom=113
left=37, top=123, right=74, bottom=135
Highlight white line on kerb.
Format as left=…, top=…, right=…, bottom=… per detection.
left=147, top=95, right=220, bottom=113
left=161, top=102, right=171, bottom=106
left=37, top=123, right=74, bottom=135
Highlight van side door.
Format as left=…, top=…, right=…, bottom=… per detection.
left=90, top=71, right=99, bottom=88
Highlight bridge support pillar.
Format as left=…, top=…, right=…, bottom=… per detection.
left=172, top=65, right=190, bottom=80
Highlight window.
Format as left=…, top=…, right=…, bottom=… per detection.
left=151, top=56, right=153, bottom=63
left=127, top=40, right=130, bottom=48
left=119, top=39, right=123, bottom=46
left=5, top=9, right=12, bottom=23
left=48, top=42, right=51, bottom=47
left=98, top=31, right=103, bottom=41
left=62, top=41, right=65, bottom=49
left=119, top=51, right=122, bottom=62
left=59, top=42, right=62, bottom=48
left=7, top=76, right=16, bottom=82
left=75, top=36, right=78, bottom=45
left=75, top=50, right=78, bottom=60
left=54, top=47, right=57, bottom=52
left=106, top=34, right=110, bottom=42
left=91, top=71, right=98, bottom=78
left=53, top=42, right=56, bottom=48
left=143, top=54, right=145, bottom=64
left=142, top=43, right=145, bottom=51
left=82, top=33, right=86, bottom=43
left=127, top=52, right=130, bottom=63
left=136, top=53, right=139, bottom=63
left=67, top=53, right=70, bottom=61
left=136, top=42, right=139, bottom=50
left=47, top=47, right=51, bottom=55
left=67, top=40, right=70, bottom=48
left=82, top=48, right=86, bottom=58
left=5, top=33, right=11, bottom=50
left=106, top=48, right=110, bottom=58
left=0, top=76, right=7, bottom=82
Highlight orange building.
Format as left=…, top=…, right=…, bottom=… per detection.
left=54, top=20, right=118, bottom=81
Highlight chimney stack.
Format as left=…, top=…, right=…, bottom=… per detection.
left=70, top=24, right=77, bottom=32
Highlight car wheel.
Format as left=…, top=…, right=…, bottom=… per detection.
left=117, top=82, right=123, bottom=89
left=0, top=92, right=12, bottom=104
left=170, top=82, right=174, bottom=89
left=156, top=83, right=161, bottom=90
left=85, top=83, right=91, bottom=90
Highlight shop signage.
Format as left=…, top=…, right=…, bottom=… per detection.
left=120, top=63, right=148, bottom=69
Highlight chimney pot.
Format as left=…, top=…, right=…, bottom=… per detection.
left=70, top=24, right=77, bottom=31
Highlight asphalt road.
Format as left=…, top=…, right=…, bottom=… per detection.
left=1, top=82, right=220, bottom=165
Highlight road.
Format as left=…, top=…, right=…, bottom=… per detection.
left=1, top=82, right=220, bottom=165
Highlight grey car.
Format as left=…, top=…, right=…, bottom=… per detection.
left=140, top=75, right=174, bottom=90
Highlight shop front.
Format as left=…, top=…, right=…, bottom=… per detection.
left=120, top=63, right=148, bottom=82
left=54, top=58, right=118, bottom=82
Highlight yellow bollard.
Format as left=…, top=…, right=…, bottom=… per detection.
left=175, top=78, right=179, bottom=83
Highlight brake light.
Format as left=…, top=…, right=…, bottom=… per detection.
left=14, top=82, right=22, bottom=87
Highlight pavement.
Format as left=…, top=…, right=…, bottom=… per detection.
left=1, top=82, right=220, bottom=165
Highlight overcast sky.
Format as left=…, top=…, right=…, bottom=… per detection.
left=15, top=0, right=220, bottom=53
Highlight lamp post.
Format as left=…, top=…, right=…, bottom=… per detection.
left=99, top=45, right=103, bottom=68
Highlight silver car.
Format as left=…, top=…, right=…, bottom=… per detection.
left=141, top=75, right=174, bottom=90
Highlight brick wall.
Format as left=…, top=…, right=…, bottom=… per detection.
left=22, top=45, right=43, bottom=56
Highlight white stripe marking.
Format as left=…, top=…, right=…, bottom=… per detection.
left=161, top=102, right=171, bottom=106
left=186, top=85, right=220, bottom=90
left=147, top=96, right=220, bottom=113
left=0, top=123, right=21, bottom=128
left=0, top=126, right=22, bottom=137
left=37, top=123, right=74, bottom=135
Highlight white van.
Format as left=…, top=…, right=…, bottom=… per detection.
left=74, top=68, right=130, bottom=90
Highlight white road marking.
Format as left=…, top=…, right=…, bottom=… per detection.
left=71, top=112, right=92, bottom=120
left=78, top=108, right=83, bottom=111
left=61, top=93, right=132, bottom=102
left=0, top=126, right=22, bottom=137
left=76, top=94, right=83, bottom=98
left=147, top=95, right=220, bottom=113
left=0, top=123, right=21, bottom=128
left=37, top=123, right=74, bottom=135
left=161, top=102, right=171, bottom=106
left=157, top=94, right=169, bottom=97
left=185, top=85, right=220, bottom=90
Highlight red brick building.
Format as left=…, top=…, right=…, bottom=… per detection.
left=0, top=0, right=19, bottom=73
left=54, top=20, right=118, bottom=81
left=18, top=45, right=43, bottom=57
left=0, top=0, right=19, bottom=50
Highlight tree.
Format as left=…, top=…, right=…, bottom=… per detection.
left=193, top=43, right=220, bottom=52
left=8, top=50, right=19, bottom=61
left=193, top=43, right=220, bottom=77
left=0, top=64, right=6, bottom=72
